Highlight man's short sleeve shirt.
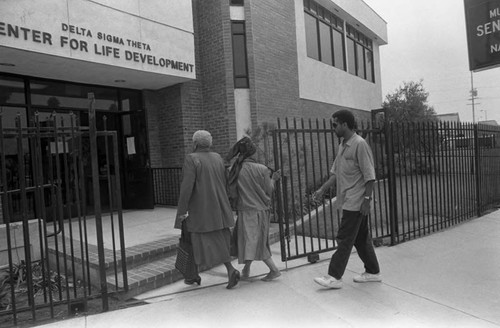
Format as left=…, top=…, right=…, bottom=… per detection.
left=331, top=133, right=375, bottom=211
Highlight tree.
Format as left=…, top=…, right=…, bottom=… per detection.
left=382, top=80, right=438, bottom=123
left=381, top=80, right=441, bottom=175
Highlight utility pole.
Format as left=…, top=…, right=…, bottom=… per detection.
left=468, top=71, right=480, bottom=123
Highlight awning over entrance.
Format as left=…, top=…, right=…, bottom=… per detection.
left=0, top=46, right=193, bottom=90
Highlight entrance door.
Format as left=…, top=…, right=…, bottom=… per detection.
left=80, top=111, right=120, bottom=212
left=36, top=109, right=153, bottom=214
left=120, top=111, right=153, bottom=209
left=36, top=111, right=120, bottom=215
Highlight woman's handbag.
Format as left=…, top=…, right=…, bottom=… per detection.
left=230, top=219, right=238, bottom=257
left=175, top=220, right=197, bottom=279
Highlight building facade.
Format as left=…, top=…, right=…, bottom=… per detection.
left=0, top=0, right=387, bottom=211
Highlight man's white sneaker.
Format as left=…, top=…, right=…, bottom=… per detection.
left=353, top=272, right=382, bottom=283
left=313, top=275, right=343, bottom=289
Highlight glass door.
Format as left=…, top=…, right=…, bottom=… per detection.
left=120, top=110, right=153, bottom=209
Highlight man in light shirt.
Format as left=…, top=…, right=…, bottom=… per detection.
left=313, top=110, right=381, bottom=289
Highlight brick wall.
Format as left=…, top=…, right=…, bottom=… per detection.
left=192, top=0, right=235, bottom=156
left=246, top=0, right=301, bottom=128
left=145, top=87, right=182, bottom=168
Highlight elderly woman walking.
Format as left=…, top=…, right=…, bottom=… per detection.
left=227, top=136, right=281, bottom=281
left=175, top=130, right=240, bottom=289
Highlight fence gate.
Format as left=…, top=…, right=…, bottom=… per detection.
left=0, top=94, right=127, bottom=325
left=272, top=117, right=500, bottom=263
left=272, top=118, right=341, bottom=262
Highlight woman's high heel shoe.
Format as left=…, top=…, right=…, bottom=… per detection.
left=184, top=276, right=201, bottom=286
left=226, top=270, right=240, bottom=289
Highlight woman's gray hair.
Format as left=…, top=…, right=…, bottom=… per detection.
left=192, top=130, right=212, bottom=148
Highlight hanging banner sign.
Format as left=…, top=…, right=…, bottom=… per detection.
left=464, top=0, right=500, bottom=71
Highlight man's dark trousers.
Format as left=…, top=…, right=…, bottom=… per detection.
left=328, top=210, right=380, bottom=280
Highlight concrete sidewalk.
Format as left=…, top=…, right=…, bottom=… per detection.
left=39, top=210, right=500, bottom=328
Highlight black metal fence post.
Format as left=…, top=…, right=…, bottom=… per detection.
left=272, top=121, right=287, bottom=262
left=88, top=93, right=109, bottom=311
left=385, top=122, right=398, bottom=245
left=473, top=124, right=481, bottom=218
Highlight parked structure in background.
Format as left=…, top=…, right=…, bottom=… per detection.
left=478, top=120, right=499, bottom=126
left=437, top=113, right=461, bottom=124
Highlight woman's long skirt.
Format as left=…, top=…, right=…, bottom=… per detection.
left=191, top=228, right=232, bottom=267
left=236, top=209, right=271, bottom=264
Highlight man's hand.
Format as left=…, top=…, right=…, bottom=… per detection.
left=312, top=188, right=324, bottom=202
left=360, top=199, right=370, bottom=216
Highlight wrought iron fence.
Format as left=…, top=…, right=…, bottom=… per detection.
left=152, top=168, right=182, bottom=206
left=0, top=94, right=127, bottom=325
left=271, top=118, right=500, bottom=261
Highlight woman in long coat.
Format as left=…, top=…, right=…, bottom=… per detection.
left=227, top=137, right=281, bottom=281
left=175, top=130, right=240, bottom=289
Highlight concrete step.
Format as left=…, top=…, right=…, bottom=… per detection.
left=48, top=224, right=283, bottom=299
left=48, top=235, right=180, bottom=273
left=121, top=237, right=179, bottom=271
left=106, top=255, right=184, bottom=299
left=47, top=236, right=180, bottom=294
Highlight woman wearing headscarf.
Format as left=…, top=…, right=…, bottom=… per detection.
left=175, top=130, right=240, bottom=289
left=227, top=136, right=281, bottom=281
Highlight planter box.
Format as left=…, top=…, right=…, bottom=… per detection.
left=0, top=219, right=43, bottom=269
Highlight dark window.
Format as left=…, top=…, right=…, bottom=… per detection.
left=230, top=0, right=244, bottom=5
left=30, top=79, right=119, bottom=110
left=304, top=1, right=375, bottom=82
left=305, top=12, right=319, bottom=60
left=346, top=37, right=356, bottom=75
left=231, top=21, right=249, bottom=88
left=356, top=43, right=365, bottom=78
left=365, top=49, right=374, bottom=82
left=319, top=21, right=333, bottom=65
left=332, top=29, right=345, bottom=70
left=0, top=75, right=25, bottom=105
left=0, top=107, right=29, bottom=186
left=120, top=89, right=142, bottom=112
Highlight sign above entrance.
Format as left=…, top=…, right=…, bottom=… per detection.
left=464, top=0, right=500, bottom=71
left=0, top=0, right=195, bottom=88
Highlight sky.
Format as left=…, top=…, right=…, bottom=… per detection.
left=363, top=0, right=500, bottom=124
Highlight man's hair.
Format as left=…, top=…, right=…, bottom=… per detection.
left=332, top=110, right=356, bottom=130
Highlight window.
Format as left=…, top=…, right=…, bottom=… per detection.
left=231, top=21, right=249, bottom=88
left=230, top=0, right=244, bottom=6
left=319, top=21, right=333, bottom=65
left=346, top=25, right=375, bottom=82
left=304, top=13, right=319, bottom=60
left=304, top=1, right=345, bottom=72
left=356, top=43, right=365, bottom=78
left=0, top=75, right=25, bottom=105
left=0, top=106, right=29, bottom=190
left=346, top=37, right=356, bottom=75
left=303, top=0, right=375, bottom=83
left=332, top=29, right=345, bottom=70
left=364, top=41, right=374, bottom=82
left=30, top=79, right=118, bottom=110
